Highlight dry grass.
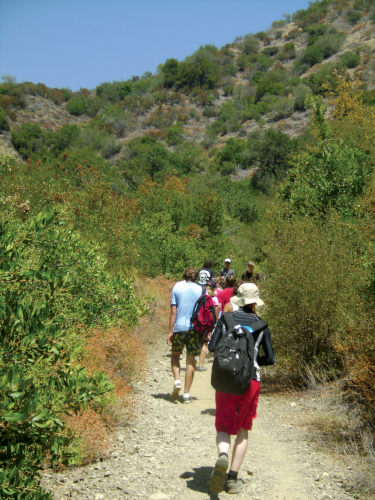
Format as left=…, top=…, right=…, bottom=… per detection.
left=62, top=274, right=173, bottom=465
left=299, top=367, right=375, bottom=496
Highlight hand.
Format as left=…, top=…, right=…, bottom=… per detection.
left=167, top=331, right=173, bottom=346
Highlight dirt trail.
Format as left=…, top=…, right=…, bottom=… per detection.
left=42, top=339, right=357, bottom=500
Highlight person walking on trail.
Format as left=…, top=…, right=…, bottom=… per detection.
left=220, top=275, right=237, bottom=309
left=167, top=267, right=202, bottom=404
left=198, top=259, right=216, bottom=294
left=241, top=261, right=261, bottom=287
left=196, top=280, right=220, bottom=372
left=208, top=283, right=275, bottom=494
left=220, top=258, right=235, bottom=279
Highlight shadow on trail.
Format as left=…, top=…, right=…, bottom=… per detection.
left=181, top=467, right=218, bottom=499
left=151, top=393, right=198, bottom=404
left=201, top=408, right=216, bottom=416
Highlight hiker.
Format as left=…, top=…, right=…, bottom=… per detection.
left=167, top=267, right=202, bottom=404
left=220, top=258, right=235, bottom=278
left=198, top=259, right=216, bottom=294
left=196, top=280, right=220, bottom=372
left=208, top=283, right=275, bottom=494
left=219, top=275, right=237, bottom=309
left=241, top=261, right=261, bottom=288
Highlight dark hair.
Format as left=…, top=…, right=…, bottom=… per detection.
left=225, top=276, right=237, bottom=288
left=204, top=259, right=214, bottom=269
left=232, top=280, right=245, bottom=296
left=182, top=266, right=198, bottom=282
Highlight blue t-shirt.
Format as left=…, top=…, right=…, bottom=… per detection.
left=170, top=280, right=202, bottom=332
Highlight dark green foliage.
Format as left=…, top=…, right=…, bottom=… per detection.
left=240, top=35, right=260, bottom=55
left=315, top=32, right=345, bottom=59
left=220, top=161, right=237, bottom=175
left=230, top=198, right=259, bottom=223
left=255, top=31, right=267, bottom=41
left=305, top=62, right=338, bottom=94
left=347, top=10, right=362, bottom=24
left=47, top=124, right=80, bottom=155
left=161, top=56, right=220, bottom=90
left=166, top=122, right=185, bottom=146
left=0, top=211, right=144, bottom=498
left=340, top=51, right=361, bottom=69
left=262, top=46, right=279, bottom=57
left=0, top=106, right=9, bottom=130
left=293, top=83, right=312, bottom=110
left=255, top=74, right=286, bottom=101
left=301, top=43, right=324, bottom=66
left=362, top=89, right=375, bottom=107
left=248, top=129, right=298, bottom=193
left=11, top=123, right=47, bottom=159
left=66, top=94, right=101, bottom=117
left=217, top=138, right=246, bottom=167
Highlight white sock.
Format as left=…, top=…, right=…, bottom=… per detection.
left=174, top=380, right=181, bottom=386
left=183, top=393, right=190, bottom=398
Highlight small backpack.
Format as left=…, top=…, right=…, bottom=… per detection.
left=190, top=295, right=216, bottom=334
left=211, top=313, right=267, bottom=395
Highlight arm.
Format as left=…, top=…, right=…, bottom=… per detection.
left=167, top=305, right=177, bottom=346
left=257, top=326, right=275, bottom=366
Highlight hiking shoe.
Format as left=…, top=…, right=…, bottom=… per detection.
left=209, top=455, right=229, bottom=494
left=171, top=381, right=181, bottom=399
left=182, top=395, right=191, bottom=404
left=226, top=477, right=241, bottom=494
left=196, top=365, right=207, bottom=372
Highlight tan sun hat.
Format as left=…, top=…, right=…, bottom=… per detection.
left=231, top=283, right=264, bottom=308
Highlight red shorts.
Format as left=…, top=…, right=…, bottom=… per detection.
left=215, top=380, right=260, bottom=435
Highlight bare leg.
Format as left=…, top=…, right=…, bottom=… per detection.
left=199, top=343, right=208, bottom=367
left=171, top=351, right=181, bottom=381
left=184, top=354, right=196, bottom=393
left=217, top=431, right=231, bottom=455
left=230, top=428, right=248, bottom=472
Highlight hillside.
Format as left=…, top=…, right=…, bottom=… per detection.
left=1, top=0, right=375, bottom=174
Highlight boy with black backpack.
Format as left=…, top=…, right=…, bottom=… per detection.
left=208, top=283, right=275, bottom=495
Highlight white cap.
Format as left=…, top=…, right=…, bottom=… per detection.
left=225, top=258, right=231, bottom=263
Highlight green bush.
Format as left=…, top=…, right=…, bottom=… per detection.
left=293, top=83, right=313, bottom=111
left=220, top=161, right=237, bottom=175
left=314, top=32, right=345, bottom=59
left=240, top=35, right=260, bottom=55
left=255, top=54, right=272, bottom=72
left=347, top=10, right=362, bottom=24
left=340, top=51, right=361, bottom=69
left=166, top=123, right=185, bottom=146
left=255, top=31, right=267, bottom=41
left=10, top=123, right=47, bottom=159
left=262, top=46, right=279, bottom=57
left=67, top=94, right=101, bottom=117
left=263, top=213, right=362, bottom=373
left=272, top=20, right=286, bottom=28
left=272, top=97, right=295, bottom=119
left=202, top=106, right=218, bottom=117
left=237, top=54, right=252, bottom=71
left=255, top=74, right=285, bottom=101
left=47, top=124, right=80, bottom=155
left=230, top=198, right=259, bottom=223
left=217, top=138, right=246, bottom=167
left=305, top=62, right=338, bottom=94
left=301, top=44, right=323, bottom=66
left=0, top=106, right=9, bottom=130
left=99, top=104, right=134, bottom=137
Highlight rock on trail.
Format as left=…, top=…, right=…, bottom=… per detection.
left=41, top=339, right=356, bottom=500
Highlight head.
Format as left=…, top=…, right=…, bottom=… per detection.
left=231, top=283, right=264, bottom=311
left=206, top=279, right=217, bottom=297
left=182, top=266, right=198, bottom=282
left=203, top=259, right=214, bottom=269
left=224, top=258, right=231, bottom=269
left=248, top=261, right=255, bottom=273
left=225, top=276, right=237, bottom=288
left=232, top=280, right=245, bottom=297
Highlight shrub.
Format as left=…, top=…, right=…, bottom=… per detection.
left=306, top=62, right=338, bottom=94
left=314, top=32, right=345, bottom=59
left=262, top=213, right=363, bottom=374
left=293, top=83, right=313, bottom=111
left=11, top=123, right=47, bottom=159
left=67, top=94, right=101, bottom=117
left=262, top=46, right=279, bottom=57
left=272, top=20, right=286, bottom=28
left=340, top=51, right=361, bottom=68
left=255, top=74, right=285, bottom=101
left=230, top=198, right=259, bottom=222
left=166, top=123, right=185, bottom=146
left=101, top=136, right=121, bottom=158
left=0, top=106, right=8, bottom=130
left=255, top=54, right=272, bottom=71
left=240, top=35, right=260, bottom=55
left=99, top=104, right=135, bottom=137
left=217, top=138, right=246, bottom=167
left=47, top=124, right=80, bottom=154
left=203, top=105, right=218, bottom=117
left=220, top=161, right=236, bottom=175
left=275, top=30, right=283, bottom=39
left=347, top=10, right=362, bottom=24
left=301, top=44, right=323, bottom=66
left=237, top=54, right=252, bottom=71
left=272, top=96, right=295, bottom=119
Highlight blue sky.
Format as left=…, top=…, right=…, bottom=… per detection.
left=0, top=0, right=311, bottom=91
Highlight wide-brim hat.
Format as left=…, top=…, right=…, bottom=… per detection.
left=231, top=283, right=264, bottom=307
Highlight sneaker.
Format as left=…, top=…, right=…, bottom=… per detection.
left=209, top=455, right=229, bottom=494
left=196, top=365, right=207, bottom=372
left=226, top=477, right=241, bottom=494
left=182, top=395, right=191, bottom=404
left=171, top=381, right=181, bottom=399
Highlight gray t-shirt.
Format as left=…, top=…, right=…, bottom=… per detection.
left=220, top=267, right=235, bottom=278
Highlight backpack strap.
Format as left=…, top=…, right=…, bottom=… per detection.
left=223, top=312, right=236, bottom=330
left=248, top=318, right=268, bottom=333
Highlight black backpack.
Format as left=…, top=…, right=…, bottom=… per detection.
left=211, top=313, right=267, bottom=396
